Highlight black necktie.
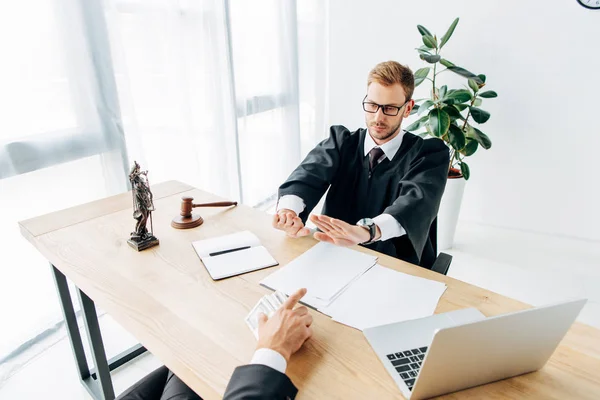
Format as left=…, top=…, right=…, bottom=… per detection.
left=368, top=147, right=385, bottom=171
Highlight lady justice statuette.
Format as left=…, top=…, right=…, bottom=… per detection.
left=128, top=161, right=159, bottom=251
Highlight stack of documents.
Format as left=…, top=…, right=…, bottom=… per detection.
left=260, top=242, right=378, bottom=309
left=319, top=264, right=447, bottom=330
left=260, top=242, right=447, bottom=330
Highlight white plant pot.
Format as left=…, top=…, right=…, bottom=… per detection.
left=437, top=177, right=466, bottom=251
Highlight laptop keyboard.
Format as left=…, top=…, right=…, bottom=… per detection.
left=386, top=346, right=428, bottom=391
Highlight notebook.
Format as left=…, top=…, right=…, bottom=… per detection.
left=192, top=231, right=278, bottom=280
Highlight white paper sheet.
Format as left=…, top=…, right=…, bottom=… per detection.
left=260, top=242, right=377, bottom=302
left=320, top=264, right=447, bottom=330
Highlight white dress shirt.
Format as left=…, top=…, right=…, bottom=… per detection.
left=277, top=128, right=407, bottom=242
left=250, top=348, right=287, bottom=373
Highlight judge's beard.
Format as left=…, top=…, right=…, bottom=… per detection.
left=367, top=118, right=403, bottom=143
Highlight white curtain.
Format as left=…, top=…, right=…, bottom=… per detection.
left=102, top=0, right=328, bottom=206
left=103, top=0, right=241, bottom=199
left=0, top=0, right=327, bottom=372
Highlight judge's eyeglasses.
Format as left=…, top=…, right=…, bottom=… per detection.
left=362, top=95, right=410, bottom=116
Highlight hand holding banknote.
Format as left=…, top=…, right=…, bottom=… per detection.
left=256, top=288, right=313, bottom=362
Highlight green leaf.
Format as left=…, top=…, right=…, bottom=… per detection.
left=440, top=58, right=455, bottom=68
left=439, top=85, right=447, bottom=99
left=454, top=103, right=468, bottom=111
left=447, top=66, right=483, bottom=84
left=418, top=100, right=434, bottom=115
left=460, top=161, right=471, bottom=180
left=442, top=105, right=464, bottom=121
left=477, top=74, right=486, bottom=83
left=422, top=35, right=437, bottom=49
left=414, top=67, right=430, bottom=79
left=473, top=98, right=482, bottom=107
left=414, top=67, right=430, bottom=87
left=446, top=89, right=472, bottom=104
left=409, top=104, right=419, bottom=115
left=405, top=115, right=429, bottom=132
left=448, top=124, right=466, bottom=150
left=460, top=138, right=479, bottom=156
left=468, top=78, right=479, bottom=93
left=468, top=126, right=492, bottom=149
left=420, top=53, right=441, bottom=63
left=440, top=18, right=459, bottom=49
left=416, top=45, right=432, bottom=55
left=469, top=107, right=491, bottom=124
left=428, top=109, right=451, bottom=138
left=479, top=90, right=498, bottom=98
left=417, top=25, right=432, bottom=37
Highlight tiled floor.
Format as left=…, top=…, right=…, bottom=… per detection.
left=1, top=221, right=598, bottom=399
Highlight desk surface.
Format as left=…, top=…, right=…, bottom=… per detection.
left=20, top=181, right=600, bottom=399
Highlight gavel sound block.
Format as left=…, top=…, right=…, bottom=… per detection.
left=171, top=196, right=238, bottom=229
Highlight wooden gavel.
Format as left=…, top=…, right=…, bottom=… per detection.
left=171, top=196, right=238, bottom=229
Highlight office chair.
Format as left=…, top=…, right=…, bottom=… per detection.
left=429, top=218, right=453, bottom=276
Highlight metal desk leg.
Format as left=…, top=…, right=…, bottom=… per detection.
left=51, top=264, right=147, bottom=400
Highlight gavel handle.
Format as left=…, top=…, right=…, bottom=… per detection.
left=191, top=201, right=238, bottom=208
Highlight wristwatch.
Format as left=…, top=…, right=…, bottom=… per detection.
left=357, top=218, right=377, bottom=244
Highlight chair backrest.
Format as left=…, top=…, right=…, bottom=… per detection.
left=429, top=217, right=452, bottom=276
left=429, top=217, right=438, bottom=255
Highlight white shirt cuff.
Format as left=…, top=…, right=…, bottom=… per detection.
left=250, top=348, right=287, bottom=374
left=277, top=194, right=306, bottom=216
left=372, top=214, right=406, bottom=242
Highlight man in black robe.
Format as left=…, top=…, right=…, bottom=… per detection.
left=273, top=61, right=449, bottom=268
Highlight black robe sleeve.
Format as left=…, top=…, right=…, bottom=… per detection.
left=223, top=364, right=298, bottom=400
left=383, top=138, right=449, bottom=262
left=277, top=126, right=346, bottom=223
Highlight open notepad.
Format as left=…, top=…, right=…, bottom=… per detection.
left=192, top=231, right=278, bottom=280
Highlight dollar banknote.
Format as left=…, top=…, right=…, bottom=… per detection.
left=245, top=291, right=288, bottom=339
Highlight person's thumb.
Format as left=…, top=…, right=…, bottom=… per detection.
left=257, top=312, right=267, bottom=328
left=298, top=227, right=311, bottom=236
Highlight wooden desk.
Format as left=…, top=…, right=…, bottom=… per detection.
left=20, top=181, right=600, bottom=399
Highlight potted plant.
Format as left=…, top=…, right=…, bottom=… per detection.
left=405, top=18, right=497, bottom=250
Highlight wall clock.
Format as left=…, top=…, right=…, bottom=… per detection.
left=577, top=0, right=600, bottom=10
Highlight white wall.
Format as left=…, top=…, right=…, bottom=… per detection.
left=327, top=0, right=600, bottom=241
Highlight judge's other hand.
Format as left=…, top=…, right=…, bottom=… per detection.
left=272, top=209, right=310, bottom=238
left=310, top=214, right=371, bottom=247
left=257, top=288, right=313, bottom=362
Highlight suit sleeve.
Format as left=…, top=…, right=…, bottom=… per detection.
left=384, top=138, right=449, bottom=260
left=278, top=126, right=346, bottom=223
left=223, top=364, right=298, bottom=400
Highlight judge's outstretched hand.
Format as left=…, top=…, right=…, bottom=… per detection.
left=310, top=214, right=374, bottom=247
left=273, top=209, right=311, bottom=238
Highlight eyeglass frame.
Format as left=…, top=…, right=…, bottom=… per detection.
left=362, top=95, right=411, bottom=116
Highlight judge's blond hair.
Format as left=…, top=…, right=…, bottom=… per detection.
left=367, top=61, right=415, bottom=101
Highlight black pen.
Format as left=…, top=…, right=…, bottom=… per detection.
left=209, top=246, right=251, bottom=257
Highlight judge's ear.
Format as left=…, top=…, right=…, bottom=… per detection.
left=404, top=99, right=415, bottom=118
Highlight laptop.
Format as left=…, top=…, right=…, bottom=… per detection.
left=363, top=298, right=586, bottom=399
